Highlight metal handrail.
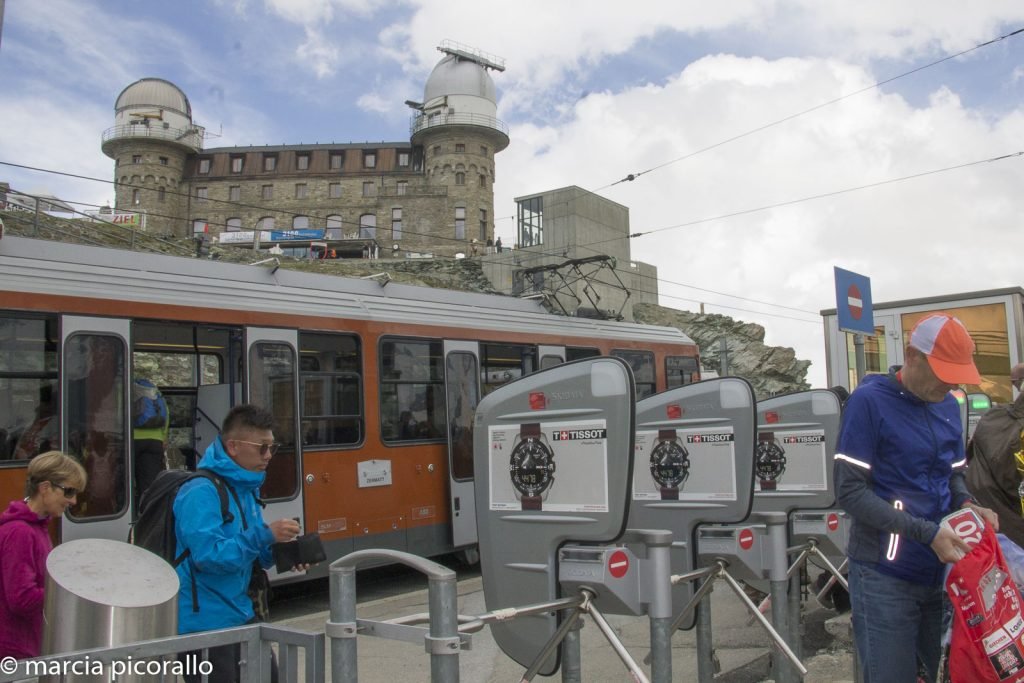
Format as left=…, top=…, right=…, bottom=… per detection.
left=410, top=112, right=509, bottom=137
left=101, top=123, right=205, bottom=150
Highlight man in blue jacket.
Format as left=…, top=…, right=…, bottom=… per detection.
left=836, top=313, right=998, bottom=683
left=175, top=404, right=301, bottom=683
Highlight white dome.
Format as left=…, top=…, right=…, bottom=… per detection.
left=115, top=78, right=192, bottom=119
left=424, top=55, right=497, bottom=103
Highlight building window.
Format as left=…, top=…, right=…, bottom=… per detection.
left=132, top=154, right=142, bottom=164
left=198, top=158, right=211, bottom=174
left=397, top=181, right=408, bottom=196
left=231, top=157, right=244, bottom=173
left=480, top=145, right=488, bottom=157
left=196, top=187, right=208, bottom=201
left=392, top=208, right=402, bottom=240
left=256, top=216, right=275, bottom=230
left=295, top=183, right=307, bottom=199
left=330, top=153, right=343, bottom=170
left=455, top=207, right=465, bottom=240
left=517, top=195, right=543, bottom=247
left=297, top=154, right=310, bottom=171
left=359, top=213, right=376, bottom=238
left=362, top=181, right=374, bottom=197
left=379, top=338, right=445, bottom=442
left=159, top=156, right=168, bottom=166
left=263, top=155, right=277, bottom=171
left=455, top=172, right=465, bottom=185
left=479, top=174, right=486, bottom=188
left=293, top=215, right=309, bottom=230
left=326, top=215, right=342, bottom=239
left=455, top=143, right=465, bottom=153
left=299, top=332, right=363, bottom=447
left=479, top=209, right=487, bottom=240
left=132, top=189, right=141, bottom=205
left=229, top=185, right=241, bottom=201
left=226, top=217, right=242, bottom=231
left=261, top=184, right=273, bottom=200
left=157, top=187, right=165, bottom=202
left=363, top=152, right=376, bottom=169
left=398, top=152, right=410, bottom=167
left=193, top=219, right=208, bottom=235
left=329, top=183, right=341, bottom=199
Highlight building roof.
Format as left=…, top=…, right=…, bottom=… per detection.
left=424, top=54, right=497, bottom=103
left=115, top=78, right=192, bottom=118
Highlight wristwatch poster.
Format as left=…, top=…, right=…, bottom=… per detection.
left=772, top=430, right=828, bottom=492
left=632, top=427, right=737, bottom=502
left=509, top=423, right=555, bottom=510
left=489, top=420, right=609, bottom=512
left=755, top=431, right=786, bottom=491
left=649, top=429, right=689, bottom=500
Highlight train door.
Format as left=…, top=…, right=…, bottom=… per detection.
left=61, top=316, right=132, bottom=542
left=537, top=345, right=565, bottom=369
left=246, top=328, right=303, bottom=541
left=444, top=340, right=481, bottom=548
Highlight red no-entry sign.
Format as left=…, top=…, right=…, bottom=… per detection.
left=827, top=513, right=840, bottom=531
left=738, top=528, right=755, bottom=550
left=608, top=550, right=630, bottom=578
left=848, top=284, right=862, bottom=320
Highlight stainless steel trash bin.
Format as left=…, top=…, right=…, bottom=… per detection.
left=41, top=538, right=179, bottom=682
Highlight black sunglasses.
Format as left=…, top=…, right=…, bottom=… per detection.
left=48, top=482, right=79, bottom=498
left=232, top=440, right=281, bottom=456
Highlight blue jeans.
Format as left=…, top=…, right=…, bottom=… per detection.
left=849, top=560, right=944, bottom=683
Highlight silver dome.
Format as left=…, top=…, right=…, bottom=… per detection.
left=115, top=78, right=192, bottom=119
left=424, top=55, right=497, bottom=103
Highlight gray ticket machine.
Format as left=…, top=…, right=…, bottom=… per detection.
left=626, top=377, right=758, bottom=628
left=473, top=357, right=636, bottom=675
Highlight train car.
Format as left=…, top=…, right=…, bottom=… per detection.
left=0, top=235, right=700, bottom=579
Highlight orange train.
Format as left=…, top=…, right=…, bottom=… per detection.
left=0, top=236, right=700, bottom=579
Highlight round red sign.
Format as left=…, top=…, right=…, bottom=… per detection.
left=847, top=284, right=863, bottom=320
left=827, top=513, right=840, bottom=531
left=608, top=550, right=630, bottom=578
left=738, top=528, right=755, bottom=551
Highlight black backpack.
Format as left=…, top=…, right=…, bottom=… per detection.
left=131, top=468, right=244, bottom=612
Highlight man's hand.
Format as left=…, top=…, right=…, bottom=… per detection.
left=268, top=518, right=301, bottom=543
left=931, top=525, right=972, bottom=563
left=963, top=501, right=1000, bottom=532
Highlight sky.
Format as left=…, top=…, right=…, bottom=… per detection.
left=2, top=0, right=1024, bottom=387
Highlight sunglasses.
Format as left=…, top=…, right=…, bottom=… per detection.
left=49, top=482, right=79, bottom=498
left=233, top=440, right=281, bottom=456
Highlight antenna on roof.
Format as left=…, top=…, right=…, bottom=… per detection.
left=437, top=40, right=505, bottom=72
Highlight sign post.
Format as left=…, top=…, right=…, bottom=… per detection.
left=833, top=267, right=874, bottom=383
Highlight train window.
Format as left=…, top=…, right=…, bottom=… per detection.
left=250, top=342, right=298, bottom=500
left=446, top=352, right=479, bottom=480
left=65, top=334, right=128, bottom=519
left=380, top=338, right=445, bottom=442
left=566, top=347, right=600, bottom=362
left=134, top=352, right=221, bottom=386
left=299, top=333, right=362, bottom=448
left=0, top=315, right=59, bottom=462
left=666, top=355, right=700, bottom=389
left=540, top=355, right=563, bottom=370
left=612, top=349, right=656, bottom=399
left=481, top=343, right=536, bottom=395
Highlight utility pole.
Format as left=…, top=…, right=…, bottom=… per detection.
left=0, top=0, right=6, bottom=52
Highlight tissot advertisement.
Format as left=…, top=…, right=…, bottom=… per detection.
left=632, top=426, right=737, bottom=501
left=754, top=429, right=827, bottom=492
left=488, top=419, right=609, bottom=512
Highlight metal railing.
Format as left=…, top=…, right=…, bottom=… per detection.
left=101, top=122, right=205, bottom=151
left=410, top=112, right=509, bottom=138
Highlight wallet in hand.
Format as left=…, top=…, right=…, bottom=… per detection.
left=272, top=532, right=327, bottom=573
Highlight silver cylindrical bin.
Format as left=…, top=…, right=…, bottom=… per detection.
left=42, top=538, right=180, bottom=682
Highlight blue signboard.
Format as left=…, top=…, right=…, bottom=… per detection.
left=834, top=267, right=874, bottom=335
left=269, top=229, right=325, bottom=241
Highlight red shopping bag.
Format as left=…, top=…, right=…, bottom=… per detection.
left=947, top=525, right=1024, bottom=683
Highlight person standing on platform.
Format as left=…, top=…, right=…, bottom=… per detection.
left=0, top=451, right=87, bottom=659
left=495, top=236, right=503, bottom=253
left=835, top=313, right=998, bottom=683
left=133, top=378, right=170, bottom=505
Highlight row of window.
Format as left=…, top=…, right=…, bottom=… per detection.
left=195, top=150, right=409, bottom=176
left=432, top=144, right=489, bottom=157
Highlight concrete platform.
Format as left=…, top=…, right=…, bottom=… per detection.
left=275, top=576, right=855, bottom=682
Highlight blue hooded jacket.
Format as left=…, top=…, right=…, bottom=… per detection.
left=173, top=437, right=274, bottom=634
left=834, top=370, right=973, bottom=586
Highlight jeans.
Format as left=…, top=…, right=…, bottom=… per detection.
left=849, top=560, right=944, bottom=683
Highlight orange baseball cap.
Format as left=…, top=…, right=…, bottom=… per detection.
left=908, top=314, right=981, bottom=385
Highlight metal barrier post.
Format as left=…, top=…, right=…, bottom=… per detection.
left=560, top=616, right=583, bottom=683
left=642, top=532, right=674, bottom=683
left=329, top=564, right=359, bottom=683
left=764, top=513, right=798, bottom=683
left=788, top=568, right=803, bottom=662
left=696, top=588, right=716, bottom=683
left=426, top=572, right=461, bottom=683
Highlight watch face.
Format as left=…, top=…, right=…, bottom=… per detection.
left=755, top=439, right=786, bottom=481
left=509, top=437, right=556, bottom=497
left=650, top=439, right=690, bottom=488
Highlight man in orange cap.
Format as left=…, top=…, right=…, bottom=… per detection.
left=835, top=313, right=997, bottom=683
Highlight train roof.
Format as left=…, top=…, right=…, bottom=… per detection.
left=0, top=236, right=696, bottom=347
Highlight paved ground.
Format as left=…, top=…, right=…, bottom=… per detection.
left=275, top=574, right=857, bottom=682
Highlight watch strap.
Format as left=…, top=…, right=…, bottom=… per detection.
left=660, top=486, right=679, bottom=500
left=522, top=423, right=541, bottom=437
left=658, top=429, right=676, bottom=440
left=521, top=495, right=542, bottom=510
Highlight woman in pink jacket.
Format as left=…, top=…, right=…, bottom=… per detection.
left=0, top=451, right=86, bottom=659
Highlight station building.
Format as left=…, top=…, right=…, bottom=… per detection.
left=100, top=41, right=508, bottom=259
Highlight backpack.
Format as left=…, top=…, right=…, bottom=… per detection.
left=132, top=378, right=168, bottom=430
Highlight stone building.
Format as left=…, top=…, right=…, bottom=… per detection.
left=100, top=41, right=509, bottom=257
